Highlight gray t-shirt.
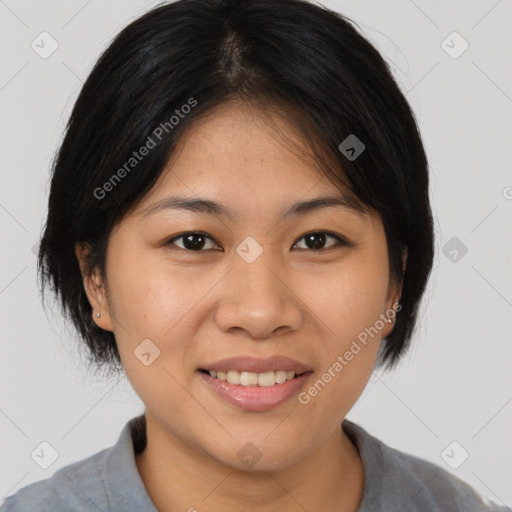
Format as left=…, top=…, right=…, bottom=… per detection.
left=1, top=415, right=509, bottom=511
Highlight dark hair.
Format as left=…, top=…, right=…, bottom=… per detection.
left=38, top=0, right=434, bottom=376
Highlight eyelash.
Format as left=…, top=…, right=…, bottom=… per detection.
left=165, top=231, right=349, bottom=252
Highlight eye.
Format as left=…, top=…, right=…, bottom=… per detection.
left=292, top=231, right=347, bottom=251
left=165, top=230, right=348, bottom=252
left=166, top=232, right=221, bottom=251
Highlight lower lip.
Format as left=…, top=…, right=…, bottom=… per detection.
left=198, top=371, right=312, bottom=412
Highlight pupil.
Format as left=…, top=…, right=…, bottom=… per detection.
left=306, top=233, right=325, bottom=250
left=184, top=234, right=205, bottom=250
left=182, top=234, right=327, bottom=251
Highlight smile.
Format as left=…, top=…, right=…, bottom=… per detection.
left=202, top=369, right=302, bottom=387
left=198, top=368, right=313, bottom=412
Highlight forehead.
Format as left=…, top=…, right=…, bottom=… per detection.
left=168, top=101, right=324, bottom=182
left=134, top=101, right=367, bottom=216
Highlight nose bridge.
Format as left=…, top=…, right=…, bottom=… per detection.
left=214, top=239, right=303, bottom=338
left=235, top=239, right=285, bottom=306
left=239, top=250, right=278, bottom=297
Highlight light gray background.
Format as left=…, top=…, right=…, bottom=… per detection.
left=1, top=0, right=511, bottom=507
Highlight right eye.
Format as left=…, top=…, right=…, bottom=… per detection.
left=165, top=232, right=222, bottom=252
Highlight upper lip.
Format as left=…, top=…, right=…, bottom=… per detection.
left=200, top=355, right=312, bottom=374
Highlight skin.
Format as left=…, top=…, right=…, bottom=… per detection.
left=76, top=101, right=403, bottom=512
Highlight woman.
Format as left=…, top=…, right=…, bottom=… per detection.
left=1, top=0, right=507, bottom=510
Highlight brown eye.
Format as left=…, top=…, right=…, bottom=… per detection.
left=166, top=232, right=220, bottom=251
left=293, top=232, right=346, bottom=251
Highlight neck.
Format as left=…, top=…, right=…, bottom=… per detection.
left=135, top=413, right=364, bottom=512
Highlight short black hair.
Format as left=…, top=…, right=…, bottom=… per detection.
left=38, top=0, right=434, bottom=376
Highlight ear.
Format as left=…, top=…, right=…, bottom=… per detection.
left=75, top=242, right=114, bottom=332
left=381, top=248, right=407, bottom=338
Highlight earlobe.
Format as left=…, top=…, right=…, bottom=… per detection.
left=383, top=271, right=403, bottom=338
left=74, top=243, right=114, bottom=331
left=386, top=247, right=407, bottom=315
left=381, top=300, right=399, bottom=338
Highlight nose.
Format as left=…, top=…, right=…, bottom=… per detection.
left=214, top=248, right=303, bottom=340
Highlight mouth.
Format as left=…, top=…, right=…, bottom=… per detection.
left=197, top=355, right=313, bottom=411
left=198, top=368, right=308, bottom=387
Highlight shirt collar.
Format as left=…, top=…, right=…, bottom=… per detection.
left=102, top=415, right=377, bottom=511
left=103, top=414, right=158, bottom=511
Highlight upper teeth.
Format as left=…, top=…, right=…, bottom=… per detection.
left=209, top=370, right=296, bottom=386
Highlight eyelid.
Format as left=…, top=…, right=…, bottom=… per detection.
left=166, top=231, right=222, bottom=250
left=165, top=230, right=349, bottom=251
left=292, top=231, right=349, bottom=250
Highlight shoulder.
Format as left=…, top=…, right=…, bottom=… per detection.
left=380, top=444, right=507, bottom=511
left=343, top=420, right=511, bottom=512
left=1, top=415, right=150, bottom=512
left=0, top=447, right=110, bottom=512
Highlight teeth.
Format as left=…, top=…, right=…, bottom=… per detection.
left=257, top=371, right=275, bottom=387
left=227, top=371, right=240, bottom=385
left=275, top=370, right=287, bottom=384
left=240, top=371, right=258, bottom=386
left=208, top=370, right=297, bottom=386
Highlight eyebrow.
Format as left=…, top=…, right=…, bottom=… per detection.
left=138, top=193, right=368, bottom=221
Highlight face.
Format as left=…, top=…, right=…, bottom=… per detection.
left=77, top=101, right=401, bottom=471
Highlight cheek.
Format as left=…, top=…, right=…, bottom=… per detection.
left=296, top=277, right=382, bottom=427
left=309, top=251, right=390, bottom=343
left=106, top=242, right=192, bottom=332
left=297, top=250, right=387, bottom=407
left=105, top=246, right=221, bottom=383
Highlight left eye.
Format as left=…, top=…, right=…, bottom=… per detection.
left=292, top=232, right=346, bottom=251
left=166, top=232, right=220, bottom=251
left=165, top=231, right=346, bottom=252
